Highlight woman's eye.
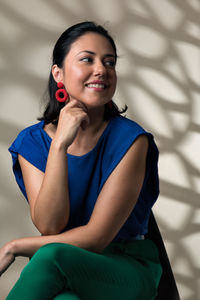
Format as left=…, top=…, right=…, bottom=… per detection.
left=80, top=57, right=93, bottom=63
left=104, top=60, right=116, bottom=67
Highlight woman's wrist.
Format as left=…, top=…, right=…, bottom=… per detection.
left=51, top=138, right=69, bottom=152
left=3, top=238, right=31, bottom=258
left=4, top=240, right=17, bottom=257
left=6, top=239, right=28, bottom=258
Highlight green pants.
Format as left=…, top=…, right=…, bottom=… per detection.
left=6, top=239, right=162, bottom=300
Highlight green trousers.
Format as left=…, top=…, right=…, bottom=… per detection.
left=6, top=239, right=162, bottom=300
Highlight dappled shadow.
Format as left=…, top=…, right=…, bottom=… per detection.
left=0, top=0, right=199, bottom=299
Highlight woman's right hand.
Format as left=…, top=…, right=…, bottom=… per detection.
left=53, top=100, right=90, bottom=149
left=0, top=242, right=15, bottom=276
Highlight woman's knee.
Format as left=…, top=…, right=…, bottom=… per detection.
left=32, top=243, right=66, bottom=263
left=23, top=242, right=90, bottom=279
left=31, top=243, right=83, bottom=267
left=20, top=243, right=68, bottom=279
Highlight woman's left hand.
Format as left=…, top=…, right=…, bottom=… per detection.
left=0, top=242, right=15, bottom=276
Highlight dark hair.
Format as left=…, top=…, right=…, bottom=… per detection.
left=38, top=21, right=127, bottom=124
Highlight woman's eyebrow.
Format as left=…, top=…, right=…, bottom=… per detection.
left=76, top=50, right=115, bottom=58
left=77, top=50, right=95, bottom=55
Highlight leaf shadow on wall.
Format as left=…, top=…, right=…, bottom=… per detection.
left=0, top=0, right=199, bottom=299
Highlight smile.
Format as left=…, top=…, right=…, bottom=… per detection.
left=86, top=83, right=106, bottom=89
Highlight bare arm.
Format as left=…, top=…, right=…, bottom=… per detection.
left=19, top=143, right=69, bottom=235
left=19, top=100, right=89, bottom=235
left=0, top=135, right=148, bottom=276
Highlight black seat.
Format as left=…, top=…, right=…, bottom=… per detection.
left=145, top=211, right=180, bottom=300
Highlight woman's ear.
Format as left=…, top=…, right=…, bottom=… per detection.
left=52, top=64, right=63, bottom=83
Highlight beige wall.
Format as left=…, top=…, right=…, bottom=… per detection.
left=0, top=0, right=200, bottom=299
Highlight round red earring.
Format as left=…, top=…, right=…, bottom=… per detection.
left=55, top=82, right=68, bottom=102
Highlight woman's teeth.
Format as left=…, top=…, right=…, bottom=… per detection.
left=87, top=84, right=105, bottom=88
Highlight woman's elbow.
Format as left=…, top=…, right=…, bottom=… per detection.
left=32, top=218, right=67, bottom=236
left=39, top=226, right=62, bottom=236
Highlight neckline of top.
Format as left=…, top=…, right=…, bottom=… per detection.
left=40, top=117, right=116, bottom=159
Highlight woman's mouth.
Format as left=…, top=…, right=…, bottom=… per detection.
left=85, top=81, right=107, bottom=91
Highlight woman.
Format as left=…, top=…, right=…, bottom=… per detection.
left=0, top=21, right=162, bottom=299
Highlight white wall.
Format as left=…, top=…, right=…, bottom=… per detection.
left=0, top=0, right=199, bottom=299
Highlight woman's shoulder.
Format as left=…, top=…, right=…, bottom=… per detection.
left=18, top=121, right=44, bottom=137
left=102, top=116, right=150, bottom=159
left=109, top=116, right=147, bottom=139
left=9, top=121, right=45, bottom=151
left=8, top=121, right=48, bottom=193
left=104, top=115, right=158, bottom=161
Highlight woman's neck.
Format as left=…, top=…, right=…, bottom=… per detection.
left=44, top=105, right=108, bottom=156
left=67, top=105, right=108, bottom=156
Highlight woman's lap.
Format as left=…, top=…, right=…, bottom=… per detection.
left=7, top=239, right=162, bottom=300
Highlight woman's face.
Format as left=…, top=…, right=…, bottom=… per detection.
left=53, top=33, right=117, bottom=108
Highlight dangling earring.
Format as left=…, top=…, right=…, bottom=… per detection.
left=55, top=82, right=68, bottom=102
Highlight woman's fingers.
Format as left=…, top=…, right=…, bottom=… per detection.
left=0, top=243, right=15, bottom=276
left=53, top=100, right=90, bottom=148
left=64, top=99, right=88, bottom=113
left=65, top=99, right=90, bottom=128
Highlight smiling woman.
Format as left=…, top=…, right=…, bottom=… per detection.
left=51, top=33, right=117, bottom=110
left=1, top=21, right=162, bottom=300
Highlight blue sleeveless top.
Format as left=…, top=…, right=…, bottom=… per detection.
left=8, top=116, right=159, bottom=242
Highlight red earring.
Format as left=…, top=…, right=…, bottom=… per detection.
left=55, top=82, right=68, bottom=102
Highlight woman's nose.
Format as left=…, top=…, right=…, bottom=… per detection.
left=94, top=61, right=106, bottom=76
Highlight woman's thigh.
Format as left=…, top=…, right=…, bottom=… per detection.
left=7, top=240, right=161, bottom=300
left=47, top=240, right=161, bottom=300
